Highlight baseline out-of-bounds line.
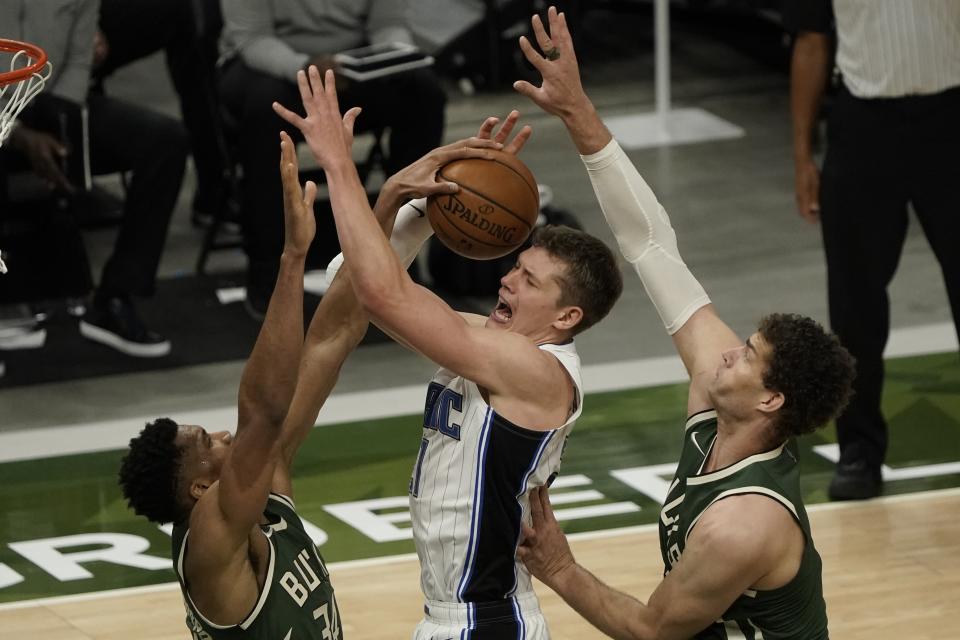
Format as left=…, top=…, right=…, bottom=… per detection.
left=0, top=322, right=954, bottom=464
left=0, top=486, right=956, bottom=612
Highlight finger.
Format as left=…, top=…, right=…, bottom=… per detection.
left=459, top=137, right=503, bottom=150
left=280, top=158, right=301, bottom=207
left=504, top=124, right=533, bottom=155
left=279, top=131, right=298, bottom=170
left=528, top=487, right=544, bottom=523
left=297, top=69, right=314, bottom=110
left=477, top=116, right=500, bottom=140
left=433, top=146, right=497, bottom=167
left=540, top=485, right=558, bottom=525
left=531, top=13, right=553, bottom=54
left=273, top=101, right=306, bottom=129
left=520, top=522, right=536, bottom=543
left=518, top=36, right=549, bottom=73
left=303, top=180, right=318, bottom=209
left=555, top=10, right=575, bottom=54
left=342, top=106, right=362, bottom=135
left=323, top=68, right=342, bottom=115
left=513, top=79, right=541, bottom=103
left=309, top=65, right=326, bottom=99
left=494, top=110, right=519, bottom=144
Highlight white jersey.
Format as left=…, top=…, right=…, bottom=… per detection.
left=409, top=341, right=583, bottom=607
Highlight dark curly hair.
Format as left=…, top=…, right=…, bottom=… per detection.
left=530, top=225, right=623, bottom=334
left=118, top=418, right=186, bottom=525
left=758, top=313, right=856, bottom=438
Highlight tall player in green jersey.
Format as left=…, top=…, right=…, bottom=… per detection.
left=118, top=132, right=358, bottom=640
left=514, top=7, right=856, bottom=639
left=117, top=116, right=510, bottom=639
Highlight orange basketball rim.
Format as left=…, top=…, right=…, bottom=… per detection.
left=0, top=38, right=51, bottom=273
left=0, top=38, right=51, bottom=145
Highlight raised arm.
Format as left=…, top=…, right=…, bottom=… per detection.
left=514, top=6, right=742, bottom=413
left=272, top=71, right=563, bottom=419
left=269, top=114, right=370, bottom=496
left=189, top=133, right=313, bottom=561
left=322, top=111, right=533, bottom=353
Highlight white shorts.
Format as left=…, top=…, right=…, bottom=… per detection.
left=412, top=592, right=549, bottom=640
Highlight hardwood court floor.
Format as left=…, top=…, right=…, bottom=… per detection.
left=2, top=489, right=956, bottom=640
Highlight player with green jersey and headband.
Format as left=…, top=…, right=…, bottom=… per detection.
left=514, top=7, right=856, bottom=639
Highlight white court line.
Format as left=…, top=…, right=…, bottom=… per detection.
left=0, top=322, right=955, bottom=464
left=0, top=486, right=957, bottom=612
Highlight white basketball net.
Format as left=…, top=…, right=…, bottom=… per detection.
left=0, top=47, right=52, bottom=274
left=0, top=49, right=51, bottom=147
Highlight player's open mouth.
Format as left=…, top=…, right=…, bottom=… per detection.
left=492, top=299, right=513, bottom=323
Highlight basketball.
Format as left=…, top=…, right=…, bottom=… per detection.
left=426, top=150, right=540, bottom=260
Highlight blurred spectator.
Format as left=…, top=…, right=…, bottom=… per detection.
left=1, top=0, right=188, bottom=357
left=786, top=0, right=960, bottom=499
left=92, top=0, right=229, bottom=227
left=219, top=0, right=447, bottom=318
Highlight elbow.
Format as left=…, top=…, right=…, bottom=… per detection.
left=237, top=390, right=287, bottom=430
left=353, top=272, right=403, bottom=318
left=341, top=314, right=370, bottom=350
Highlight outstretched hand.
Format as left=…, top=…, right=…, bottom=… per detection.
left=476, top=110, right=533, bottom=155
left=380, top=137, right=503, bottom=206
left=272, top=66, right=361, bottom=173
left=279, top=131, right=317, bottom=258
left=517, top=485, right=577, bottom=590
left=382, top=110, right=532, bottom=206
left=513, top=6, right=589, bottom=119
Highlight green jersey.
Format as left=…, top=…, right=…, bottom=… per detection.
left=659, top=410, right=828, bottom=639
left=172, top=493, right=342, bottom=640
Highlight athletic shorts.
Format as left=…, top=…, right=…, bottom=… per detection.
left=412, top=592, right=549, bottom=640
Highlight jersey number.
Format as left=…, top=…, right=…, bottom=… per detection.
left=313, top=596, right=341, bottom=640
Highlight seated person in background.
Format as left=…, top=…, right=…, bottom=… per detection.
left=1, top=0, right=188, bottom=357
left=93, top=0, right=229, bottom=226
left=218, top=0, right=447, bottom=318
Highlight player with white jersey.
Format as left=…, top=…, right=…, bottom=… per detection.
left=411, top=340, right=582, bottom=636
left=274, top=72, right=623, bottom=638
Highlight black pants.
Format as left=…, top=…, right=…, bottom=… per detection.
left=6, top=94, right=187, bottom=299
left=86, top=93, right=188, bottom=298
left=95, top=0, right=226, bottom=209
left=820, top=84, right=960, bottom=470
left=218, top=59, right=446, bottom=278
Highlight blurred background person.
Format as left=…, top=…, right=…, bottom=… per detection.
left=787, top=0, right=960, bottom=500
left=1, top=0, right=188, bottom=357
left=92, top=0, right=229, bottom=228
left=218, top=0, right=447, bottom=318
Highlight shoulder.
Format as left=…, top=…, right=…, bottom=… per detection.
left=693, top=493, right=799, bottom=560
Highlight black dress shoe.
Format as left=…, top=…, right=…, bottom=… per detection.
left=828, top=460, right=882, bottom=501
left=79, top=296, right=171, bottom=357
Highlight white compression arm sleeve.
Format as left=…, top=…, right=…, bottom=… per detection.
left=325, top=198, right=433, bottom=285
left=581, top=139, right=710, bottom=334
